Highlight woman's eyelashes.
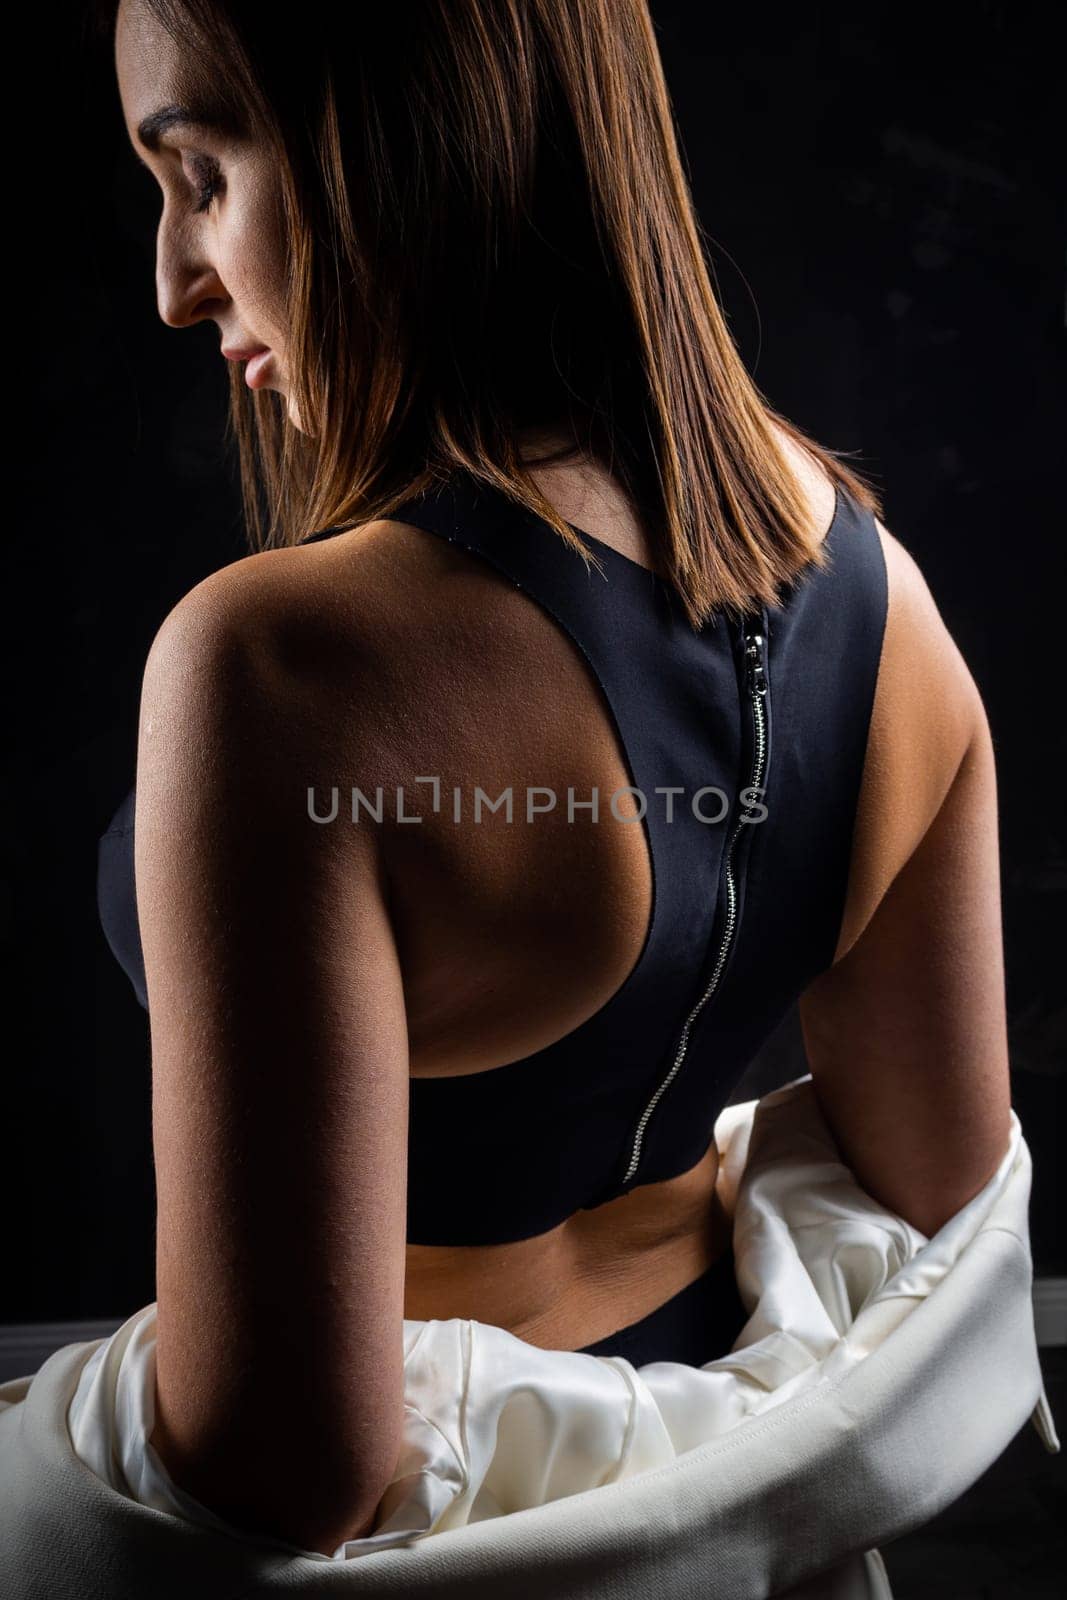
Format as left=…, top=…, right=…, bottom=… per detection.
left=184, top=153, right=223, bottom=214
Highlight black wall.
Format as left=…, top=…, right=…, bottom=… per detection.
left=6, top=0, right=1063, bottom=1322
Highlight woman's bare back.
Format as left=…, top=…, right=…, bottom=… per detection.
left=276, top=426, right=1009, bottom=1349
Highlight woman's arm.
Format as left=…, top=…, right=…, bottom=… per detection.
left=134, top=554, right=409, bottom=1556
left=798, top=527, right=1013, bottom=1239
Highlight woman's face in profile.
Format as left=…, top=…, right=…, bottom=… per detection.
left=114, top=0, right=303, bottom=429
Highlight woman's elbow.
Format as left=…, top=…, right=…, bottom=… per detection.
left=255, top=1486, right=389, bottom=1557
left=150, top=1420, right=395, bottom=1557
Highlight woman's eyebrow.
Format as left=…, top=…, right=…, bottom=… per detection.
left=136, top=102, right=241, bottom=154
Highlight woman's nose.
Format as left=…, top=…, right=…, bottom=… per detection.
left=155, top=219, right=228, bottom=330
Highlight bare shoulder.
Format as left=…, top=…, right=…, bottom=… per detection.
left=769, top=423, right=839, bottom=544
left=143, top=530, right=419, bottom=779
left=871, top=515, right=985, bottom=773
left=798, top=511, right=1010, bottom=1234
left=833, top=511, right=989, bottom=962
left=160, top=521, right=443, bottom=658
left=759, top=425, right=988, bottom=954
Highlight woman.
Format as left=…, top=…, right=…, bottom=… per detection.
left=92, top=0, right=1011, bottom=1561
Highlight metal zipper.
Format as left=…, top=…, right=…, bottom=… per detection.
left=619, top=615, right=769, bottom=1187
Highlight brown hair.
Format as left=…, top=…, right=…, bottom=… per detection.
left=95, top=0, right=882, bottom=629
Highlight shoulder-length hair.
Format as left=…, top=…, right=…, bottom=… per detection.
left=96, top=0, right=881, bottom=629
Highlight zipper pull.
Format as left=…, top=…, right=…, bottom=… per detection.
left=743, top=627, right=767, bottom=698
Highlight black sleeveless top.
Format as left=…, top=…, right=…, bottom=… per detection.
left=97, top=473, right=888, bottom=1245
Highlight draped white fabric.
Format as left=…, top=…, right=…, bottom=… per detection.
left=1, top=1075, right=1058, bottom=1600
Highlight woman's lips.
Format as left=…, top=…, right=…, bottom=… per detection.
left=243, top=349, right=273, bottom=390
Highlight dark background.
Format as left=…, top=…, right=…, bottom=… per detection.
left=6, top=0, right=1064, bottom=1330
